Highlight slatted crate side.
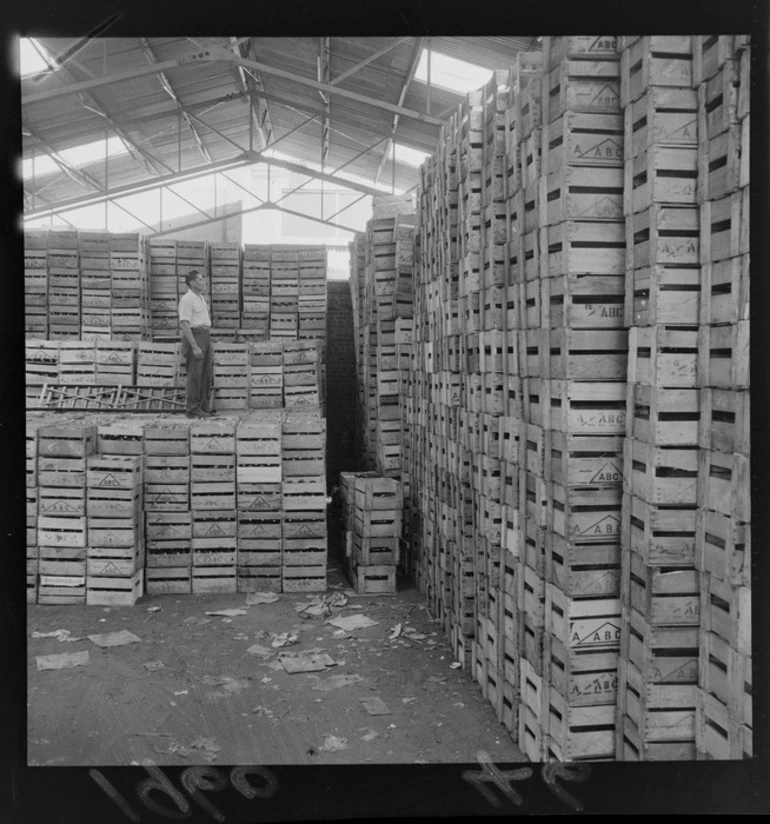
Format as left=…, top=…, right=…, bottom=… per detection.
left=282, top=564, right=327, bottom=592
left=544, top=111, right=624, bottom=176
left=545, top=327, right=629, bottom=381
left=192, top=566, right=237, bottom=594
left=621, top=604, right=699, bottom=684
left=38, top=545, right=87, bottom=578
left=624, top=145, right=699, bottom=214
left=86, top=543, right=145, bottom=578
left=700, top=571, right=751, bottom=657
left=545, top=632, right=619, bottom=708
left=544, top=36, right=619, bottom=70
left=546, top=220, right=626, bottom=277
left=698, top=448, right=750, bottom=522
left=548, top=483, right=623, bottom=544
left=624, top=264, right=701, bottom=328
left=37, top=515, right=88, bottom=548
left=621, top=551, right=700, bottom=627
left=146, top=567, right=192, bottom=594
left=697, top=125, right=742, bottom=202
left=547, top=686, right=617, bottom=760
left=622, top=438, right=699, bottom=506
left=545, top=58, right=622, bottom=123
left=545, top=583, right=622, bottom=652
left=625, top=86, right=698, bottom=160
left=617, top=657, right=697, bottom=744
left=544, top=533, right=621, bottom=598
left=38, top=575, right=86, bottom=605
left=626, top=204, right=700, bottom=270
left=189, top=421, right=236, bottom=454
left=628, top=384, right=701, bottom=447
left=619, top=36, right=693, bottom=108
left=696, top=321, right=749, bottom=390
left=695, top=688, right=752, bottom=760
left=622, top=490, right=697, bottom=567
left=695, top=507, right=750, bottom=588
left=618, top=706, right=696, bottom=762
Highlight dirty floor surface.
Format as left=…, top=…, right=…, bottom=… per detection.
left=27, top=563, right=525, bottom=767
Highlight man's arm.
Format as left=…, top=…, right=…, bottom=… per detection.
left=179, top=319, right=202, bottom=358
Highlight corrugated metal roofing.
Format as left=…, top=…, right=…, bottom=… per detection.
left=22, top=36, right=536, bottom=217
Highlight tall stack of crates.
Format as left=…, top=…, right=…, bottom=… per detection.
left=249, top=341, right=284, bottom=408
left=24, top=229, right=49, bottom=338
left=236, top=411, right=283, bottom=593
left=340, top=473, right=400, bottom=594
left=283, top=340, right=323, bottom=409
left=85, top=453, right=145, bottom=605
left=212, top=342, right=250, bottom=410
left=189, top=418, right=237, bottom=593
left=47, top=230, right=81, bottom=339
left=148, top=238, right=179, bottom=340
left=270, top=246, right=300, bottom=339
left=36, top=422, right=97, bottom=604
left=240, top=244, right=272, bottom=340
left=692, top=34, right=752, bottom=762
left=531, top=35, right=626, bottom=763
left=298, top=247, right=327, bottom=340
left=144, top=417, right=193, bottom=595
left=79, top=231, right=112, bottom=341
left=209, top=242, right=241, bottom=335
left=25, top=339, right=59, bottom=406
left=281, top=408, right=327, bottom=592
left=617, top=35, right=702, bottom=762
left=109, top=232, right=150, bottom=340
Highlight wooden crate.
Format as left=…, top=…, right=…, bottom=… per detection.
left=698, top=59, right=740, bottom=140
left=96, top=423, right=145, bottom=456
left=37, top=456, right=87, bottom=490
left=87, top=454, right=143, bottom=489
left=546, top=634, right=619, bottom=707
left=545, top=584, right=622, bottom=651
left=622, top=606, right=699, bottom=684
left=545, top=328, right=628, bottom=380
left=237, top=566, right=282, bottom=593
left=546, top=431, right=623, bottom=488
left=625, top=87, right=697, bottom=159
left=700, top=573, right=750, bottom=656
left=546, top=220, right=626, bottom=276
left=544, top=112, right=623, bottom=175
left=144, top=418, right=191, bottom=455
left=136, top=342, right=183, bottom=387
left=545, top=58, right=621, bottom=123
left=692, top=35, right=737, bottom=85
left=192, top=566, right=237, bottom=594
left=38, top=545, right=86, bottom=578
left=699, top=630, right=752, bottom=729
left=624, top=264, right=701, bottom=327
left=617, top=657, right=696, bottom=744
left=619, top=713, right=695, bottom=761
left=629, top=384, right=701, bottom=446
left=190, top=420, right=236, bottom=455
left=237, top=482, right=282, bottom=511
left=698, top=126, right=741, bottom=201
left=623, top=492, right=697, bottom=567
left=545, top=533, right=620, bottom=598
left=87, top=516, right=143, bottom=549
left=700, top=255, right=749, bottom=326
left=38, top=424, right=97, bottom=458
left=39, top=486, right=87, bottom=517
left=38, top=574, right=86, bottom=605
left=87, top=545, right=144, bottom=578
left=697, top=321, right=749, bottom=390
left=237, top=539, right=282, bottom=567
left=698, top=448, right=750, bottom=523
left=281, top=565, right=327, bottom=592
left=37, top=516, right=87, bottom=548
left=238, top=510, right=282, bottom=540
left=619, top=36, right=693, bottom=108
left=695, top=508, right=750, bottom=588
left=624, top=145, right=698, bottom=214
left=695, top=689, right=752, bottom=760
left=529, top=379, right=626, bottom=435
left=283, top=511, right=326, bottom=540
left=623, top=440, right=698, bottom=505
left=547, top=687, right=616, bottom=760
left=622, top=551, right=699, bottom=626
left=699, top=192, right=741, bottom=264
left=351, top=564, right=396, bottom=594
left=542, top=272, right=625, bottom=329
left=548, top=483, right=622, bottom=544
left=626, top=205, right=700, bottom=270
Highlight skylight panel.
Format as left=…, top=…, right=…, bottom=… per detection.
left=22, top=136, right=130, bottom=180
left=414, top=49, right=493, bottom=94
left=392, top=144, right=431, bottom=167
left=19, top=38, right=54, bottom=78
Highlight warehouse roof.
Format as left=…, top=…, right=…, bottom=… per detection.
left=21, top=36, right=539, bottom=222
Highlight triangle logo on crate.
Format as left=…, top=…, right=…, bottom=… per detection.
left=587, top=83, right=619, bottom=108
left=575, top=137, right=622, bottom=162
left=578, top=196, right=622, bottom=220
left=98, top=473, right=122, bottom=487
left=205, top=524, right=225, bottom=536
left=572, top=620, right=621, bottom=647
left=667, top=117, right=697, bottom=140
left=98, top=561, right=122, bottom=576
left=101, top=532, right=119, bottom=545
left=204, top=439, right=224, bottom=452
left=294, top=523, right=314, bottom=537
left=588, top=36, right=617, bottom=51
left=249, top=524, right=267, bottom=536
left=576, top=514, right=620, bottom=538
left=46, top=500, right=80, bottom=514
left=589, top=462, right=622, bottom=485
left=572, top=671, right=618, bottom=698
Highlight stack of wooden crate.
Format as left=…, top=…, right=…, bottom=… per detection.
left=281, top=408, right=327, bottom=592
left=212, top=342, right=250, bottom=410
left=236, top=411, right=283, bottom=593
left=144, top=417, right=193, bottom=595
left=616, top=35, right=701, bottom=762
left=109, top=232, right=150, bottom=340
left=79, top=231, right=113, bottom=341
left=693, top=34, right=752, bottom=762
left=209, top=242, right=241, bottom=335
left=270, top=246, right=300, bottom=339
left=340, top=472, right=400, bottom=594
left=86, top=453, right=145, bottom=605
left=240, top=244, right=272, bottom=340
left=527, top=35, right=626, bottom=763
left=298, top=247, right=327, bottom=340
left=24, top=229, right=49, bottom=338
left=136, top=341, right=183, bottom=387
left=47, top=230, right=81, bottom=339
left=283, top=340, right=323, bottom=409
left=36, top=422, right=97, bottom=604
left=147, top=238, right=179, bottom=340
left=189, top=418, right=238, bottom=594
left=249, top=341, right=284, bottom=408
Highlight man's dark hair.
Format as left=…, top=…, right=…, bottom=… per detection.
left=184, top=270, right=201, bottom=286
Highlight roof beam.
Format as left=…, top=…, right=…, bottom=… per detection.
left=229, top=36, right=272, bottom=150
left=318, top=37, right=331, bottom=170
left=139, top=37, right=213, bottom=165
left=24, top=128, right=105, bottom=194
left=22, top=47, right=220, bottom=105
left=330, top=37, right=410, bottom=86
left=375, top=37, right=425, bottom=184
left=217, top=48, right=445, bottom=127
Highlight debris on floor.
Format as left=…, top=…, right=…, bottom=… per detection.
left=360, top=696, right=391, bottom=716
left=269, top=631, right=299, bottom=648
left=191, top=737, right=220, bottom=761
left=201, top=676, right=250, bottom=693
left=142, top=660, right=165, bottom=672
left=246, top=592, right=280, bottom=606
left=30, top=629, right=83, bottom=643
left=311, top=673, right=364, bottom=691
left=35, top=651, right=91, bottom=671
left=246, top=643, right=274, bottom=658
left=388, top=623, right=402, bottom=640
left=87, top=630, right=142, bottom=648
left=205, top=609, right=248, bottom=618
left=319, top=734, right=348, bottom=752
left=449, top=662, right=462, bottom=669
left=146, top=606, right=162, bottom=613
left=295, top=592, right=348, bottom=619
left=326, top=614, right=378, bottom=631
left=361, top=729, right=379, bottom=742
left=279, top=651, right=336, bottom=673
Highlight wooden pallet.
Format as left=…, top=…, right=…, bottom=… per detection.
left=35, top=384, right=185, bottom=411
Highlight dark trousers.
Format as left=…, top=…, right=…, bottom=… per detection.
left=184, top=327, right=213, bottom=413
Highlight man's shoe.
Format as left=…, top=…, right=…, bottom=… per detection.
left=186, top=411, right=207, bottom=418
left=199, top=410, right=216, bottom=417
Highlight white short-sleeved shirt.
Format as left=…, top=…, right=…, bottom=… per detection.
left=178, top=289, right=211, bottom=327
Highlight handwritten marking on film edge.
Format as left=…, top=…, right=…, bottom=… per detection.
left=463, top=751, right=592, bottom=812
left=89, top=765, right=278, bottom=821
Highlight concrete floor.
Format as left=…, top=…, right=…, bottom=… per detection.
left=27, top=553, right=525, bottom=767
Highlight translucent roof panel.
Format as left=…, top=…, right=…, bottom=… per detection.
left=413, top=49, right=494, bottom=95
left=19, top=38, right=54, bottom=78
left=23, top=135, right=130, bottom=180
left=392, top=143, right=431, bottom=167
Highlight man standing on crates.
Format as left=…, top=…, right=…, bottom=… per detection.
left=178, top=270, right=215, bottom=418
